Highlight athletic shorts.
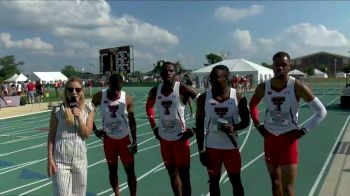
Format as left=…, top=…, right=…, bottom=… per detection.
left=206, top=148, right=241, bottom=176
left=103, top=135, right=134, bottom=166
left=160, top=138, right=190, bottom=168
left=264, top=133, right=298, bottom=165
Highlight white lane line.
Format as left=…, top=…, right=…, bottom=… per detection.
left=0, top=143, right=46, bottom=157
left=308, top=115, right=350, bottom=196
left=220, top=120, right=253, bottom=183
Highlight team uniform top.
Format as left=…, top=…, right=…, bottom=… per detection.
left=204, top=88, right=239, bottom=150
left=155, top=82, right=186, bottom=141
left=53, top=102, right=93, bottom=164
left=100, top=89, right=130, bottom=139
left=264, top=76, right=299, bottom=135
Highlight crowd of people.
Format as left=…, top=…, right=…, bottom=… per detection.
left=46, top=51, right=327, bottom=196
left=0, top=80, right=67, bottom=103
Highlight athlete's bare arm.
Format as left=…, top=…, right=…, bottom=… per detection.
left=235, top=91, right=250, bottom=131
left=179, top=83, right=199, bottom=104
left=91, top=91, right=102, bottom=108
left=253, top=82, right=265, bottom=99
left=294, top=80, right=315, bottom=102
left=126, top=94, right=137, bottom=145
left=195, top=93, right=206, bottom=152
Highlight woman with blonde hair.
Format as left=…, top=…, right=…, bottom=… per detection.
left=47, top=76, right=94, bottom=196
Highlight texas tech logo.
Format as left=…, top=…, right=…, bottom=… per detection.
left=109, top=105, right=119, bottom=118
left=271, top=97, right=285, bottom=111
left=161, top=100, right=172, bottom=115
left=214, top=107, right=228, bottom=117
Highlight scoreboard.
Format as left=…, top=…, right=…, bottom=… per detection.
left=99, top=46, right=132, bottom=74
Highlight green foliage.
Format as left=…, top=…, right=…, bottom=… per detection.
left=0, top=55, right=23, bottom=79
left=343, top=65, right=350, bottom=73
left=150, top=60, right=186, bottom=75
left=305, top=67, right=315, bottom=76
left=261, top=62, right=272, bottom=68
left=319, top=66, right=328, bottom=73
left=61, top=65, right=78, bottom=78
left=205, top=53, right=223, bottom=66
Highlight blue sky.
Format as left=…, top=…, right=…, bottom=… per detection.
left=0, top=1, right=349, bottom=74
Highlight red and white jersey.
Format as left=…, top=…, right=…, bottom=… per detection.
left=155, top=82, right=186, bottom=141
left=204, top=88, right=239, bottom=149
left=264, top=76, right=299, bottom=135
left=100, top=89, right=130, bottom=139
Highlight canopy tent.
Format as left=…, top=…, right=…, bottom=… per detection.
left=336, top=72, right=349, bottom=78
left=29, top=72, right=68, bottom=83
left=4, top=73, right=18, bottom=82
left=15, top=73, right=28, bottom=82
left=289, top=69, right=306, bottom=78
left=310, top=69, right=328, bottom=78
left=191, top=58, right=274, bottom=88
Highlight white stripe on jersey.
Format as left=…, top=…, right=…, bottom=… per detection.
left=155, top=82, right=186, bottom=141
left=264, top=76, right=299, bottom=135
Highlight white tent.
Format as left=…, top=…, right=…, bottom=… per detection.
left=191, top=58, right=274, bottom=87
left=289, top=69, right=306, bottom=78
left=15, top=73, right=28, bottom=82
left=4, top=73, right=18, bottom=82
left=310, top=69, right=328, bottom=78
left=29, top=72, right=68, bottom=83
left=336, top=72, right=349, bottom=78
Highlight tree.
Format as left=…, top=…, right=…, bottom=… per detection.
left=319, top=66, right=328, bottom=73
left=205, top=53, right=223, bottom=66
left=61, top=65, right=78, bottom=78
left=150, top=60, right=186, bottom=75
left=261, top=62, right=272, bottom=68
left=0, top=55, right=23, bottom=80
left=305, top=67, right=315, bottom=76
left=174, top=60, right=186, bottom=74
left=151, top=60, right=165, bottom=75
left=343, top=65, right=350, bottom=73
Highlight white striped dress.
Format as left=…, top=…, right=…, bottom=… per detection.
left=52, top=102, right=92, bottom=196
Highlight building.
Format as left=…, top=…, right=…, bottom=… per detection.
left=291, top=51, right=350, bottom=77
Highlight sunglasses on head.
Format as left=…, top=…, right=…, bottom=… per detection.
left=67, top=87, right=82, bottom=93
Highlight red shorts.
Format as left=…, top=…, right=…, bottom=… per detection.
left=160, top=138, right=190, bottom=168
left=206, top=148, right=241, bottom=176
left=103, top=135, right=134, bottom=166
left=264, top=133, right=298, bottom=165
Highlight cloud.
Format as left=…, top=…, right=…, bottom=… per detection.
left=283, top=23, right=349, bottom=48
left=214, top=5, right=264, bottom=22
left=0, top=33, right=54, bottom=54
left=0, top=1, right=178, bottom=46
left=230, top=29, right=256, bottom=51
left=0, top=0, right=179, bottom=72
left=227, top=23, right=350, bottom=64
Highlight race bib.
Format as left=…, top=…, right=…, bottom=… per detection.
left=106, top=121, right=122, bottom=133
left=268, top=110, right=289, bottom=126
left=162, top=119, right=176, bottom=132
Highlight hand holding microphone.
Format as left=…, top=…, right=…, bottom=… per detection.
left=69, top=96, right=80, bottom=119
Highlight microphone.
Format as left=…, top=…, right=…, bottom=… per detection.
left=69, top=96, right=78, bottom=109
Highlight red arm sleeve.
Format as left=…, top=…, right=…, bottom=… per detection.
left=249, top=95, right=261, bottom=126
left=146, top=96, right=156, bottom=128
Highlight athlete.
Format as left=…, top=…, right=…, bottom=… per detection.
left=146, top=61, right=199, bottom=196
left=196, top=65, right=249, bottom=196
left=249, top=51, right=327, bottom=196
left=92, top=73, right=137, bottom=196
